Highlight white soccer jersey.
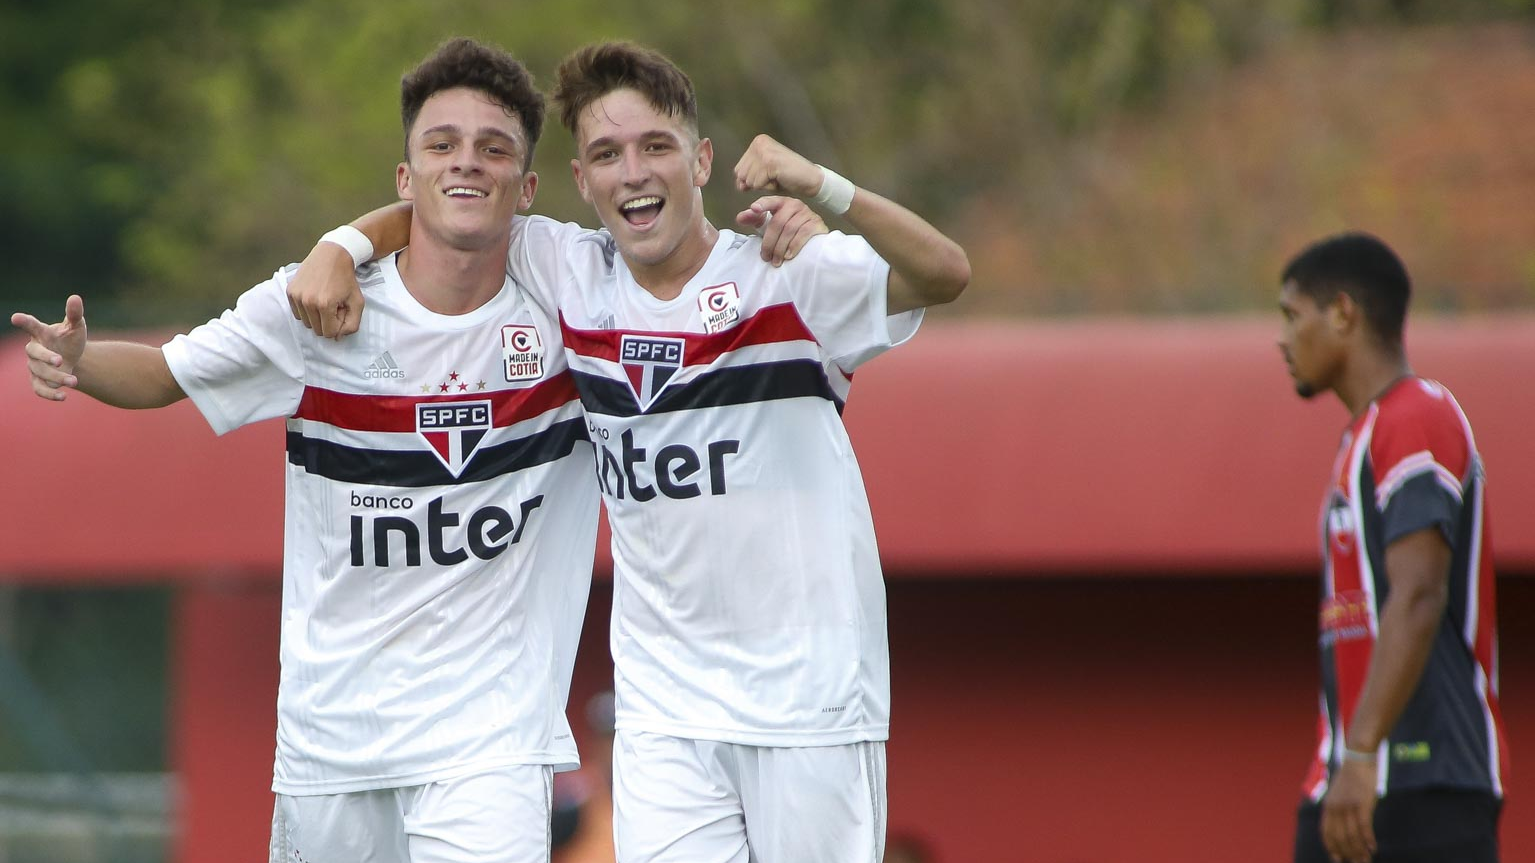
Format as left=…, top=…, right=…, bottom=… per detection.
left=509, top=216, right=919, bottom=746
left=162, top=253, right=598, bottom=794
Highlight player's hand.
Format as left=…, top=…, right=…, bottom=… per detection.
left=288, top=241, right=365, bottom=339
left=736, top=196, right=828, bottom=266
left=10, top=295, right=87, bottom=401
left=1320, top=759, right=1378, bottom=863
left=733, top=134, right=824, bottom=200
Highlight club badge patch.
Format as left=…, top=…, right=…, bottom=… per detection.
left=619, top=334, right=685, bottom=411
left=416, top=400, right=493, bottom=477
left=501, top=325, right=545, bottom=382
left=697, top=282, right=742, bottom=334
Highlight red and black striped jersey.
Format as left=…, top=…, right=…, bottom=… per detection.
left=1302, top=377, right=1507, bottom=801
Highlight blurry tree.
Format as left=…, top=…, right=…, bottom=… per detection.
left=1, top=0, right=1531, bottom=324
left=1, top=0, right=307, bottom=323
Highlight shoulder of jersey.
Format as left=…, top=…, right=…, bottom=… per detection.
left=273, top=259, right=389, bottom=293
left=522, top=215, right=616, bottom=265
left=1371, top=377, right=1471, bottom=473
left=1380, top=378, right=1461, bottom=431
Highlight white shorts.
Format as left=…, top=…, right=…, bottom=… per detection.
left=268, top=765, right=553, bottom=863
left=611, top=730, right=886, bottom=863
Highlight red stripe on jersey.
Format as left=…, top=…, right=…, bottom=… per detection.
left=293, top=373, right=580, bottom=432
left=559, top=303, right=815, bottom=366
left=1321, top=411, right=1375, bottom=779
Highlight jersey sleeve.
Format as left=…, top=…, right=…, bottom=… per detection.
left=1370, top=392, right=1471, bottom=546
left=779, top=231, right=922, bottom=373
left=506, top=215, right=593, bottom=319
left=161, top=269, right=308, bottom=435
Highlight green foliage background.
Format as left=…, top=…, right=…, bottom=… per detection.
left=2, top=0, right=1532, bottom=325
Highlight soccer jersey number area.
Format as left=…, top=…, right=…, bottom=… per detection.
left=509, top=216, right=919, bottom=747
left=162, top=255, right=598, bottom=794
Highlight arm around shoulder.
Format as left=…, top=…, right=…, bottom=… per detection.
left=290, top=201, right=414, bottom=338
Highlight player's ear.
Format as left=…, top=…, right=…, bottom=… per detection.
left=693, top=138, right=713, bottom=188
left=397, top=162, right=414, bottom=201
left=571, top=159, right=592, bottom=204
left=517, top=172, right=539, bottom=212
left=1328, top=291, right=1359, bottom=337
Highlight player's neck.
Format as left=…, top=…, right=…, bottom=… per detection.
left=1335, top=348, right=1412, bottom=417
left=628, top=220, right=719, bottom=302
left=396, top=229, right=511, bottom=316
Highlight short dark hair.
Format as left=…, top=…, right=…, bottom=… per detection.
left=400, top=38, right=545, bottom=169
left=1280, top=232, right=1411, bottom=346
left=552, top=42, right=698, bottom=141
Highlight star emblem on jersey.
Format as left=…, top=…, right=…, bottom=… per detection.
left=697, top=282, right=741, bottom=334
left=416, top=398, right=493, bottom=477
left=501, top=325, right=545, bottom=382
left=619, top=334, right=685, bottom=411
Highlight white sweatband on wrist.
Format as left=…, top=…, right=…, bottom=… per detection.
left=811, top=165, right=855, bottom=216
left=319, top=225, right=374, bottom=269
left=1342, top=746, right=1378, bottom=764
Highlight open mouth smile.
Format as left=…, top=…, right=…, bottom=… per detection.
left=620, top=195, right=664, bottom=227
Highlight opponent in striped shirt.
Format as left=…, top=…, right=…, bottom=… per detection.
left=1278, top=233, right=1506, bottom=863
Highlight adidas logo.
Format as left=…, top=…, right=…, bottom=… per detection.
left=364, top=351, right=406, bottom=380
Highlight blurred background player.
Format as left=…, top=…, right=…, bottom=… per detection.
left=288, top=39, right=968, bottom=863
left=11, top=39, right=601, bottom=863
left=551, top=691, right=617, bottom=863
left=1278, top=232, right=1507, bottom=863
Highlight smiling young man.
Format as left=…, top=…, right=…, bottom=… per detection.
left=289, top=40, right=969, bottom=863
left=1278, top=233, right=1507, bottom=863
left=13, top=40, right=600, bottom=863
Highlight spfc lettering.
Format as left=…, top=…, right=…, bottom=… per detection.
left=501, top=325, right=545, bottom=382
left=416, top=400, right=492, bottom=477
left=619, top=335, right=685, bottom=411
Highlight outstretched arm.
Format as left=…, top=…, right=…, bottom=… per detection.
left=287, top=201, right=414, bottom=339
left=10, top=295, right=184, bottom=408
left=733, top=134, right=971, bottom=315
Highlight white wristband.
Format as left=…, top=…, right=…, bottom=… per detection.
left=811, top=165, right=855, bottom=216
left=1342, top=746, right=1378, bottom=764
left=318, top=225, right=374, bottom=269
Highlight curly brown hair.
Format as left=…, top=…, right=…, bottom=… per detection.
left=400, top=38, right=545, bottom=169
left=552, top=42, right=697, bottom=142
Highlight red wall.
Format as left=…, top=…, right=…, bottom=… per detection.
left=168, top=577, right=1535, bottom=862
left=2, top=317, right=1531, bottom=861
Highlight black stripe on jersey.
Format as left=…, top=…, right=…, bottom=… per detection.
left=572, top=358, right=844, bottom=418
left=286, top=418, right=589, bottom=488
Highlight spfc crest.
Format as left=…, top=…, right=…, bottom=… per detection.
left=416, top=400, right=493, bottom=477
left=619, top=334, right=685, bottom=411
